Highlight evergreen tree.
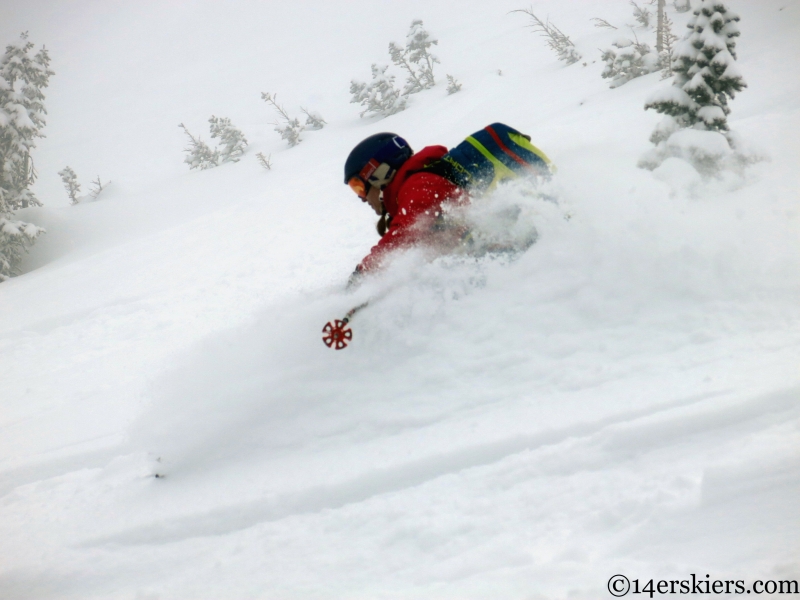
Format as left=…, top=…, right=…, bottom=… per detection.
left=261, top=92, right=304, bottom=147
left=209, top=115, right=248, bottom=162
left=300, top=108, right=326, bottom=130
left=350, top=64, right=408, bottom=118
left=405, top=20, right=439, bottom=90
left=178, top=123, right=219, bottom=170
left=389, top=20, right=439, bottom=95
left=0, top=32, right=52, bottom=281
left=630, top=1, right=653, bottom=28
left=0, top=32, right=54, bottom=210
left=601, top=36, right=660, bottom=88
left=673, top=0, right=691, bottom=13
left=446, top=74, right=463, bottom=95
left=58, top=166, right=81, bottom=204
left=0, top=217, right=44, bottom=281
left=645, top=0, right=746, bottom=133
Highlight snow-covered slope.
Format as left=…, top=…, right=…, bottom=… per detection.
left=1, top=1, right=798, bottom=598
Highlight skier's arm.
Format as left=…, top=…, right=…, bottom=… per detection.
left=356, top=174, right=456, bottom=272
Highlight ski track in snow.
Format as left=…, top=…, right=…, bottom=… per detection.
left=1, top=0, right=799, bottom=598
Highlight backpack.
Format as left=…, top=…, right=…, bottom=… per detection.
left=421, top=123, right=553, bottom=193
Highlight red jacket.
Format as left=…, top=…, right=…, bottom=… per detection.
left=357, top=145, right=465, bottom=272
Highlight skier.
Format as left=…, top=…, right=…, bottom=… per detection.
left=344, top=132, right=471, bottom=280
left=344, top=126, right=552, bottom=282
left=327, top=126, right=551, bottom=349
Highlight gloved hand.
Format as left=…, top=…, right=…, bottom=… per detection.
left=346, top=265, right=364, bottom=290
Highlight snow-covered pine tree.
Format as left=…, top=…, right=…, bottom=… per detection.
left=261, top=92, right=304, bottom=147
left=674, top=0, right=691, bottom=13
left=178, top=122, right=219, bottom=170
left=389, top=20, right=439, bottom=95
left=640, top=0, right=747, bottom=173
left=350, top=64, right=408, bottom=118
left=601, top=36, right=660, bottom=88
left=405, top=20, right=438, bottom=90
left=0, top=32, right=52, bottom=281
left=58, top=166, right=81, bottom=204
left=209, top=115, right=248, bottom=163
left=0, top=32, right=54, bottom=211
left=630, top=1, right=653, bottom=28
left=644, top=0, right=745, bottom=133
left=388, top=41, right=425, bottom=96
left=300, top=108, right=326, bottom=130
left=0, top=217, right=44, bottom=281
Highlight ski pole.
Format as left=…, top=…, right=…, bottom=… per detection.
left=321, top=301, right=369, bottom=350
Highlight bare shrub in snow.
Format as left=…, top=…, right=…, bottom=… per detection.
left=0, top=32, right=53, bottom=280
left=591, top=18, right=618, bottom=30
left=209, top=115, right=248, bottom=163
left=350, top=64, right=408, bottom=118
left=89, top=175, right=108, bottom=199
left=601, top=36, right=660, bottom=88
left=58, top=166, right=81, bottom=204
left=179, top=123, right=219, bottom=170
left=256, top=152, right=272, bottom=171
left=513, top=9, right=581, bottom=65
left=389, top=19, right=439, bottom=95
left=641, top=0, right=747, bottom=174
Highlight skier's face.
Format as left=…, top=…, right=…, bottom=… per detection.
left=365, top=185, right=382, bottom=215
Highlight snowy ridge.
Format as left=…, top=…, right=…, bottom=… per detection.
left=1, top=0, right=799, bottom=598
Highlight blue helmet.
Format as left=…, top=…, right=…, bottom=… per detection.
left=344, top=133, right=413, bottom=188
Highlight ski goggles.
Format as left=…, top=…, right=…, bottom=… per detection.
left=348, top=158, right=383, bottom=200
left=347, top=175, right=368, bottom=200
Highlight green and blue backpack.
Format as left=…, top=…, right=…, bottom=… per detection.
left=421, top=123, right=553, bottom=193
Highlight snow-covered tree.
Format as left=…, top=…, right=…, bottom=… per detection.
left=645, top=0, right=745, bottom=133
left=0, top=32, right=54, bottom=211
left=350, top=64, right=408, bottom=118
left=406, top=20, right=438, bottom=90
left=58, top=166, right=81, bottom=204
left=513, top=9, right=581, bottom=65
left=674, top=0, right=691, bottom=13
left=630, top=1, right=653, bottom=28
left=0, top=32, right=53, bottom=280
left=640, top=0, right=747, bottom=173
left=209, top=115, right=247, bottom=163
left=389, top=20, right=439, bottom=95
left=261, top=92, right=304, bottom=147
left=179, top=122, right=219, bottom=170
left=601, top=36, right=660, bottom=88
left=300, top=108, right=326, bottom=130
left=446, top=74, right=463, bottom=95
left=0, top=217, right=44, bottom=281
